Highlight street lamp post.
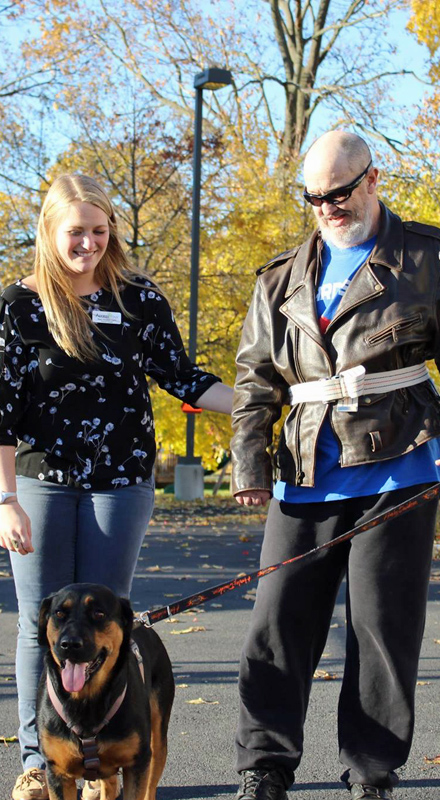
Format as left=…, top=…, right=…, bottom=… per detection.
left=175, top=67, right=232, bottom=501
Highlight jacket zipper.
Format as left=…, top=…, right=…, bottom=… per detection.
left=292, top=324, right=333, bottom=485
left=365, top=313, right=422, bottom=345
left=293, top=403, right=305, bottom=484
left=399, top=387, right=409, bottom=415
left=293, top=327, right=306, bottom=382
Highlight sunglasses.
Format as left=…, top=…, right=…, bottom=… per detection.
left=303, top=160, right=372, bottom=207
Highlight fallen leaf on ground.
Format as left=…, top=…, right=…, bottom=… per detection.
left=434, top=639, right=440, bottom=645
left=186, top=698, right=219, bottom=705
left=424, top=754, right=440, bottom=764
left=169, top=626, right=206, bottom=635
left=176, top=683, right=189, bottom=689
left=313, top=669, right=337, bottom=680
left=145, top=565, right=161, bottom=572
left=0, top=735, right=18, bottom=745
left=417, top=681, right=430, bottom=685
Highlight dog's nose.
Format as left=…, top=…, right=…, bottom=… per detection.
left=59, top=635, right=84, bottom=652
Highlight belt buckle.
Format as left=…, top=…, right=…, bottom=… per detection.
left=336, top=397, right=359, bottom=413
left=319, top=375, right=341, bottom=404
left=336, top=365, right=365, bottom=413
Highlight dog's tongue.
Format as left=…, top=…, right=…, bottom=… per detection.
left=61, top=661, right=88, bottom=692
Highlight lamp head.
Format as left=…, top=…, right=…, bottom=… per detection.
left=194, top=68, right=232, bottom=90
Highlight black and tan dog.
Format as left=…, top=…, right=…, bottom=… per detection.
left=37, top=583, right=174, bottom=800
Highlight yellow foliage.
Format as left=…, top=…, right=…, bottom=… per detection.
left=408, top=0, right=440, bottom=56
left=5, top=0, right=439, bottom=471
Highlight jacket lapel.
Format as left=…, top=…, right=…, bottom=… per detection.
left=279, top=232, right=323, bottom=345
left=279, top=204, right=405, bottom=336
left=328, top=204, right=404, bottom=326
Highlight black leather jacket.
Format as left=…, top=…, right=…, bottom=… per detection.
left=231, top=203, right=440, bottom=494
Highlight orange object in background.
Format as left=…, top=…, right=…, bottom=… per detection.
left=181, top=402, right=202, bottom=413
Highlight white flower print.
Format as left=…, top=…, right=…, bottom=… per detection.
left=0, top=279, right=217, bottom=490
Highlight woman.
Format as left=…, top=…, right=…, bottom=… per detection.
left=0, top=175, right=232, bottom=800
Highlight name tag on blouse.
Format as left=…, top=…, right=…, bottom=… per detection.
left=92, top=310, right=122, bottom=325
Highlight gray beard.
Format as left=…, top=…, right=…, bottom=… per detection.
left=319, top=211, right=373, bottom=248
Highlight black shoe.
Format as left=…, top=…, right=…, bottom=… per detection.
left=350, top=785, right=393, bottom=800
left=236, top=769, right=288, bottom=800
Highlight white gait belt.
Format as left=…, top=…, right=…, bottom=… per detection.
left=288, top=363, right=430, bottom=413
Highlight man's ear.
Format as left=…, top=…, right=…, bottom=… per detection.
left=367, top=167, right=379, bottom=193
left=37, top=596, right=54, bottom=646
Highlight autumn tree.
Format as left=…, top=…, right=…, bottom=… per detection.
left=0, top=0, right=428, bottom=466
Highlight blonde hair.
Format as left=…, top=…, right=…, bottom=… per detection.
left=35, top=174, right=140, bottom=361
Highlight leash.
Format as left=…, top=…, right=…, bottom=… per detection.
left=138, top=482, right=440, bottom=627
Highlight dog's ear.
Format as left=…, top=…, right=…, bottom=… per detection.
left=119, top=597, right=134, bottom=637
left=37, top=596, right=54, bottom=646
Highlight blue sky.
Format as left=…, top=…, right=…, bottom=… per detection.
left=0, top=1, right=434, bottom=165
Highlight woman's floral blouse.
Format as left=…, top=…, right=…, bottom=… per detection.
left=0, top=276, right=220, bottom=489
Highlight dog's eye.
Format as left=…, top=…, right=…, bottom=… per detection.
left=92, top=610, right=106, bottom=620
left=55, top=610, right=66, bottom=619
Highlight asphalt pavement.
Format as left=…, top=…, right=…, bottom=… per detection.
left=1, top=501, right=440, bottom=800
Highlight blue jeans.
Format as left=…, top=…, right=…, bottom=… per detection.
left=10, top=475, right=155, bottom=770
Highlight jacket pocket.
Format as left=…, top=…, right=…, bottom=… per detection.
left=365, top=313, right=422, bottom=346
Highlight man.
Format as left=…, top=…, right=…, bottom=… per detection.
left=231, top=130, right=440, bottom=800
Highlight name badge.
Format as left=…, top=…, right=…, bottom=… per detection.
left=92, top=310, right=121, bottom=325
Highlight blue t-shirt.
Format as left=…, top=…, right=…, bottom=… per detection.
left=274, top=237, right=440, bottom=503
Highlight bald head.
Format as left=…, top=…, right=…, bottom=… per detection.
left=303, top=130, right=380, bottom=248
left=304, top=131, right=372, bottom=188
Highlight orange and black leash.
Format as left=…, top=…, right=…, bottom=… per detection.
left=137, top=482, right=440, bottom=627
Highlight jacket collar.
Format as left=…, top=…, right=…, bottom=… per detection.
left=280, top=202, right=404, bottom=338
left=370, top=202, right=404, bottom=271
left=285, top=201, right=404, bottom=299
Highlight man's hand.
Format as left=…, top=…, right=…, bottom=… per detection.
left=235, top=490, right=271, bottom=507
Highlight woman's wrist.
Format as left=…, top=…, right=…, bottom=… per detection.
left=0, top=497, right=19, bottom=506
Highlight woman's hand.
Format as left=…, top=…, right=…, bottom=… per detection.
left=235, top=490, right=271, bottom=507
left=0, top=502, right=33, bottom=555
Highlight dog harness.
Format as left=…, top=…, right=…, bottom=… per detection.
left=46, top=640, right=144, bottom=780
left=288, top=362, right=430, bottom=412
